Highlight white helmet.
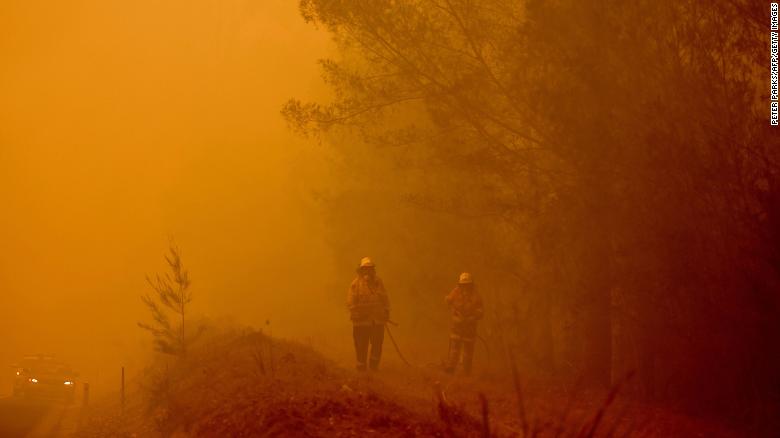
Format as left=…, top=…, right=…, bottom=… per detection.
left=458, top=272, right=473, bottom=284
left=360, top=257, right=375, bottom=268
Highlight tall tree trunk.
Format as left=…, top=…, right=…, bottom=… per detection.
left=584, top=245, right=613, bottom=388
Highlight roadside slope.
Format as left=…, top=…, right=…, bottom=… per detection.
left=75, top=328, right=482, bottom=437
left=75, top=327, right=747, bottom=437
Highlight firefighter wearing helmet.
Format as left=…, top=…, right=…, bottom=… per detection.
left=445, top=272, right=484, bottom=374
left=347, top=257, right=390, bottom=371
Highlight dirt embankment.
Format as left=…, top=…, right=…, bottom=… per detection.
left=75, top=327, right=746, bottom=437
left=75, top=327, right=482, bottom=437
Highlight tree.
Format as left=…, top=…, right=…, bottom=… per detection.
left=286, top=0, right=779, bottom=412
left=284, top=0, right=612, bottom=385
left=138, top=244, right=193, bottom=356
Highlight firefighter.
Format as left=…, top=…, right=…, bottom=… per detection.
left=347, top=257, right=390, bottom=371
left=445, top=272, right=483, bottom=374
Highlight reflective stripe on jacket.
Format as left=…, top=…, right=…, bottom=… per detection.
left=348, top=275, right=390, bottom=326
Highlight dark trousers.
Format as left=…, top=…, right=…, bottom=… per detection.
left=447, top=338, right=475, bottom=374
left=353, top=324, right=384, bottom=370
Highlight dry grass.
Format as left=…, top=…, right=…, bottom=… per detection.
left=75, top=325, right=749, bottom=437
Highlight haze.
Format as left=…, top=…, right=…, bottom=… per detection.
left=0, top=1, right=776, bottom=436
left=0, top=0, right=334, bottom=389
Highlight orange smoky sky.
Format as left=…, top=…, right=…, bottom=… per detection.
left=0, top=0, right=336, bottom=380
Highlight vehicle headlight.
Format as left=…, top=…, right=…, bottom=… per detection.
left=64, top=381, right=73, bottom=386
left=29, top=378, right=38, bottom=383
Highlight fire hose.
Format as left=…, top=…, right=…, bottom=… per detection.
left=385, top=321, right=413, bottom=367
left=386, top=321, right=489, bottom=368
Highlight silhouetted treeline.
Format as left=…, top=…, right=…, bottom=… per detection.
left=285, top=0, right=779, bottom=420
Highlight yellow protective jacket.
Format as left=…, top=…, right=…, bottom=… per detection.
left=445, top=286, right=484, bottom=341
left=347, top=275, right=390, bottom=326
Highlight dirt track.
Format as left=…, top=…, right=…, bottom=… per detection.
left=0, top=396, right=82, bottom=438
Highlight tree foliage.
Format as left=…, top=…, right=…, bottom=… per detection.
left=286, top=0, right=779, bottom=414
left=139, top=244, right=194, bottom=356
